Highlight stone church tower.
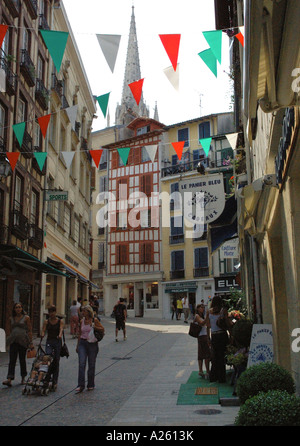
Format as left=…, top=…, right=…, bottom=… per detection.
left=115, top=6, right=150, bottom=138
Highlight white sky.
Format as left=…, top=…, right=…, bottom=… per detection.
left=62, top=0, right=233, bottom=132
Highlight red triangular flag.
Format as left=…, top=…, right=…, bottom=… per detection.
left=0, top=25, right=8, bottom=48
left=235, top=32, right=244, bottom=47
left=6, top=152, right=20, bottom=171
left=89, top=149, right=103, bottom=168
left=38, top=114, right=51, bottom=138
left=159, top=34, right=181, bottom=71
left=171, top=141, right=185, bottom=160
left=128, top=78, right=144, bottom=106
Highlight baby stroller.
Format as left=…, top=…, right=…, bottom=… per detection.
left=22, top=342, right=54, bottom=396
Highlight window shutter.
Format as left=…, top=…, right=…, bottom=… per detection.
left=142, top=173, right=152, bottom=197
left=111, top=150, right=118, bottom=169
left=145, top=243, right=153, bottom=264
left=140, top=244, right=145, bottom=264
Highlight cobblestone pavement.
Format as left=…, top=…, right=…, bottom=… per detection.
left=0, top=317, right=239, bottom=427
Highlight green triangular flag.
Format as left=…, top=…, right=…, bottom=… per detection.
left=34, top=152, right=47, bottom=171
left=203, top=30, right=222, bottom=64
left=13, top=122, right=26, bottom=147
left=96, top=93, right=110, bottom=118
left=117, top=147, right=131, bottom=166
left=40, top=30, right=69, bottom=72
left=198, top=49, right=218, bottom=77
left=199, top=137, right=212, bottom=156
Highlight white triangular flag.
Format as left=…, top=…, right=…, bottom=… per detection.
left=0, top=68, right=6, bottom=92
left=163, top=64, right=179, bottom=91
left=226, top=133, right=239, bottom=150
left=145, top=144, right=158, bottom=163
left=65, top=105, right=78, bottom=130
left=96, top=34, right=121, bottom=73
left=61, top=151, right=75, bottom=169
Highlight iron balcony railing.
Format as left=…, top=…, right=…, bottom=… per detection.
left=194, top=267, right=210, bottom=278
left=24, top=0, right=38, bottom=19
left=20, top=49, right=36, bottom=87
left=38, top=14, right=50, bottom=31
left=170, top=270, right=185, bottom=279
left=35, top=78, right=49, bottom=110
left=3, top=0, right=20, bottom=18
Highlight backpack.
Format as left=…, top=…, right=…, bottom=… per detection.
left=114, top=304, right=124, bottom=319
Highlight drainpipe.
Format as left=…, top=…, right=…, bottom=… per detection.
left=251, top=236, right=262, bottom=323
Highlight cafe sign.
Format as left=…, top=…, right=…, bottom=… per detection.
left=45, top=190, right=68, bottom=201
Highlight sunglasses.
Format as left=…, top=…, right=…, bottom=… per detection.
left=15, top=306, right=22, bottom=309
left=48, top=309, right=56, bottom=313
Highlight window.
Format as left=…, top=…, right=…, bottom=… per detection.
left=194, top=247, right=209, bottom=277
left=57, top=201, right=64, bottom=228
left=99, top=149, right=107, bottom=170
left=0, top=103, right=6, bottom=140
left=170, top=216, right=184, bottom=244
left=141, top=146, right=151, bottom=162
left=171, top=251, right=184, bottom=278
left=17, top=97, right=26, bottom=123
left=178, top=127, right=189, bottom=148
left=1, top=22, right=9, bottom=56
left=140, top=243, right=153, bottom=264
left=199, top=121, right=210, bottom=139
left=137, top=125, right=150, bottom=135
left=170, top=182, right=180, bottom=211
left=14, top=175, right=23, bottom=210
left=37, top=54, right=44, bottom=81
left=116, top=244, right=129, bottom=265
left=98, top=242, right=105, bottom=268
left=30, top=190, right=39, bottom=225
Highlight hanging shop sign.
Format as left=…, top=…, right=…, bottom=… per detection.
left=44, top=190, right=68, bottom=201
left=247, top=324, right=274, bottom=367
left=219, top=237, right=239, bottom=260
left=214, top=275, right=241, bottom=292
left=179, top=173, right=225, bottom=225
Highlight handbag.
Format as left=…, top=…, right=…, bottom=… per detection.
left=188, top=321, right=202, bottom=338
left=60, top=331, right=69, bottom=358
left=87, top=320, right=104, bottom=343
left=27, top=348, right=36, bottom=359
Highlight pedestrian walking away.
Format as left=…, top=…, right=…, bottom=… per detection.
left=171, top=298, right=177, bottom=320
left=176, top=297, right=183, bottom=320
left=114, top=298, right=127, bottom=341
left=41, top=305, right=64, bottom=390
left=182, top=295, right=190, bottom=323
left=75, top=305, right=105, bottom=393
left=2, top=302, right=33, bottom=387
left=70, top=300, right=79, bottom=338
left=194, top=304, right=211, bottom=378
left=206, top=296, right=232, bottom=383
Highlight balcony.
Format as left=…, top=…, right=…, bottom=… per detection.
left=169, top=234, right=184, bottom=245
left=35, top=78, right=49, bottom=110
left=38, top=14, right=50, bottom=31
left=61, top=95, right=69, bottom=109
left=10, top=209, right=29, bottom=241
left=3, top=0, right=20, bottom=18
left=20, top=49, right=36, bottom=87
left=51, top=74, right=63, bottom=99
left=0, top=51, right=17, bottom=96
left=28, top=224, right=43, bottom=250
left=170, top=270, right=185, bottom=279
left=162, top=159, right=209, bottom=178
left=16, top=130, right=33, bottom=158
left=0, top=136, right=6, bottom=153
left=194, top=267, right=209, bottom=278
left=24, top=0, right=38, bottom=19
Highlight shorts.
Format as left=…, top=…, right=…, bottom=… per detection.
left=116, top=318, right=125, bottom=331
left=197, top=335, right=211, bottom=360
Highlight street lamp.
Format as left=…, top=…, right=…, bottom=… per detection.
left=0, top=157, right=12, bottom=179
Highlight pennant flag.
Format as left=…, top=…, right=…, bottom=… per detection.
left=38, top=114, right=51, bottom=138
left=198, top=49, right=218, bottom=77
left=40, top=30, right=69, bottom=72
left=235, top=32, right=244, bottom=47
left=6, top=152, right=20, bottom=171
left=145, top=145, right=158, bottom=163
left=13, top=122, right=26, bottom=147
left=0, top=25, right=8, bottom=48
left=128, top=79, right=144, bottom=106
left=159, top=34, right=181, bottom=71
left=96, top=93, right=110, bottom=118
left=171, top=141, right=185, bottom=160
left=199, top=137, right=212, bottom=156
left=163, top=64, right=179, bottom=91
left=226, top=133, right=239, bottom=150
left=34, top=152, right=47, bottom=171
left=0, top=68, right=6, bottom=93
left=89, top=149, right=103, bottom=168
left=96, top=34, right=121, bottom=73
left=202, top=30, right=222, bottom=64
left=66, top=105, right=78, bottom=130
left=117, top=147, right=131, bottom=166
left=61, top=151, right=75, bottom=169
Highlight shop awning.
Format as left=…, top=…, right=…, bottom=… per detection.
left=0, top=245, right=69, bottom=277
left=51, top=253, right=91, bottom=286
left=90, top=282, right=100, bottom=290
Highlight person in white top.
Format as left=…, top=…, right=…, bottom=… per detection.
left=182, top=296, right=190, bottom=324
left=194, top=304, right=211, bottom=378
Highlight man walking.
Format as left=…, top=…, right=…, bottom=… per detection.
left=114, top=298, right=127, bottom=342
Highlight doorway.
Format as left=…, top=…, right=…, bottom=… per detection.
left=137, top=289, right=144, bottom=317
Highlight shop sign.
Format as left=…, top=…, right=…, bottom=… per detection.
left=214, top=275, right=240, bottom=292
left=165, top=281, right=197, bottom=293
left=179, top=173, right=225, bottom=224
left=65, top=254, right=79, bottom=268
left=247, top=324, right=273, bottom=367
left=45, top=190, right=68, bottom=201
left=219, top=238, right=239, bottom=260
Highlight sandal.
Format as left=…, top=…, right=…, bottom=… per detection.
left=2, top=380, right=12, bottom=387
left=75, top=386, right=84, bottom=393
left=87, top=387, right=94, bottom=391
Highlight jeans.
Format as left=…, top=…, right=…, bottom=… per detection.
left=7, top=342, right=27, bottom=380
left=45, top=338, right=62, bottom=384
left=209, top=331, right=229, bottom=383
left=77, top=339, right=99, bottom=389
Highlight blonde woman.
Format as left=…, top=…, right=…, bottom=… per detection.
left=75, top=305, right=104, bottom=393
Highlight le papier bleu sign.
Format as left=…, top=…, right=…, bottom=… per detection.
left=247, top=324, right=274, bottom=367
left=179, top=173, right=225, bottom=225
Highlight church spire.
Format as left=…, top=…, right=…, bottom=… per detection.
left=115, top=6, right=149, bottom=126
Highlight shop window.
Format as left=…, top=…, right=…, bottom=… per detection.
left=145, top=282, right=159, bottom=309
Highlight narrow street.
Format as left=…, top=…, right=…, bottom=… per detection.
left=0, top=318, right=190, bottom=426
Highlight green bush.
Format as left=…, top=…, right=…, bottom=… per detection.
left=235, top=390, right=300, bottom=426
left=237, top=362, right=295, bottom=404
left=232, top=318, right=253, bottom=348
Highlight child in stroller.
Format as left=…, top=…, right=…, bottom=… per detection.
left=28, top=354, right=52, bottom=387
